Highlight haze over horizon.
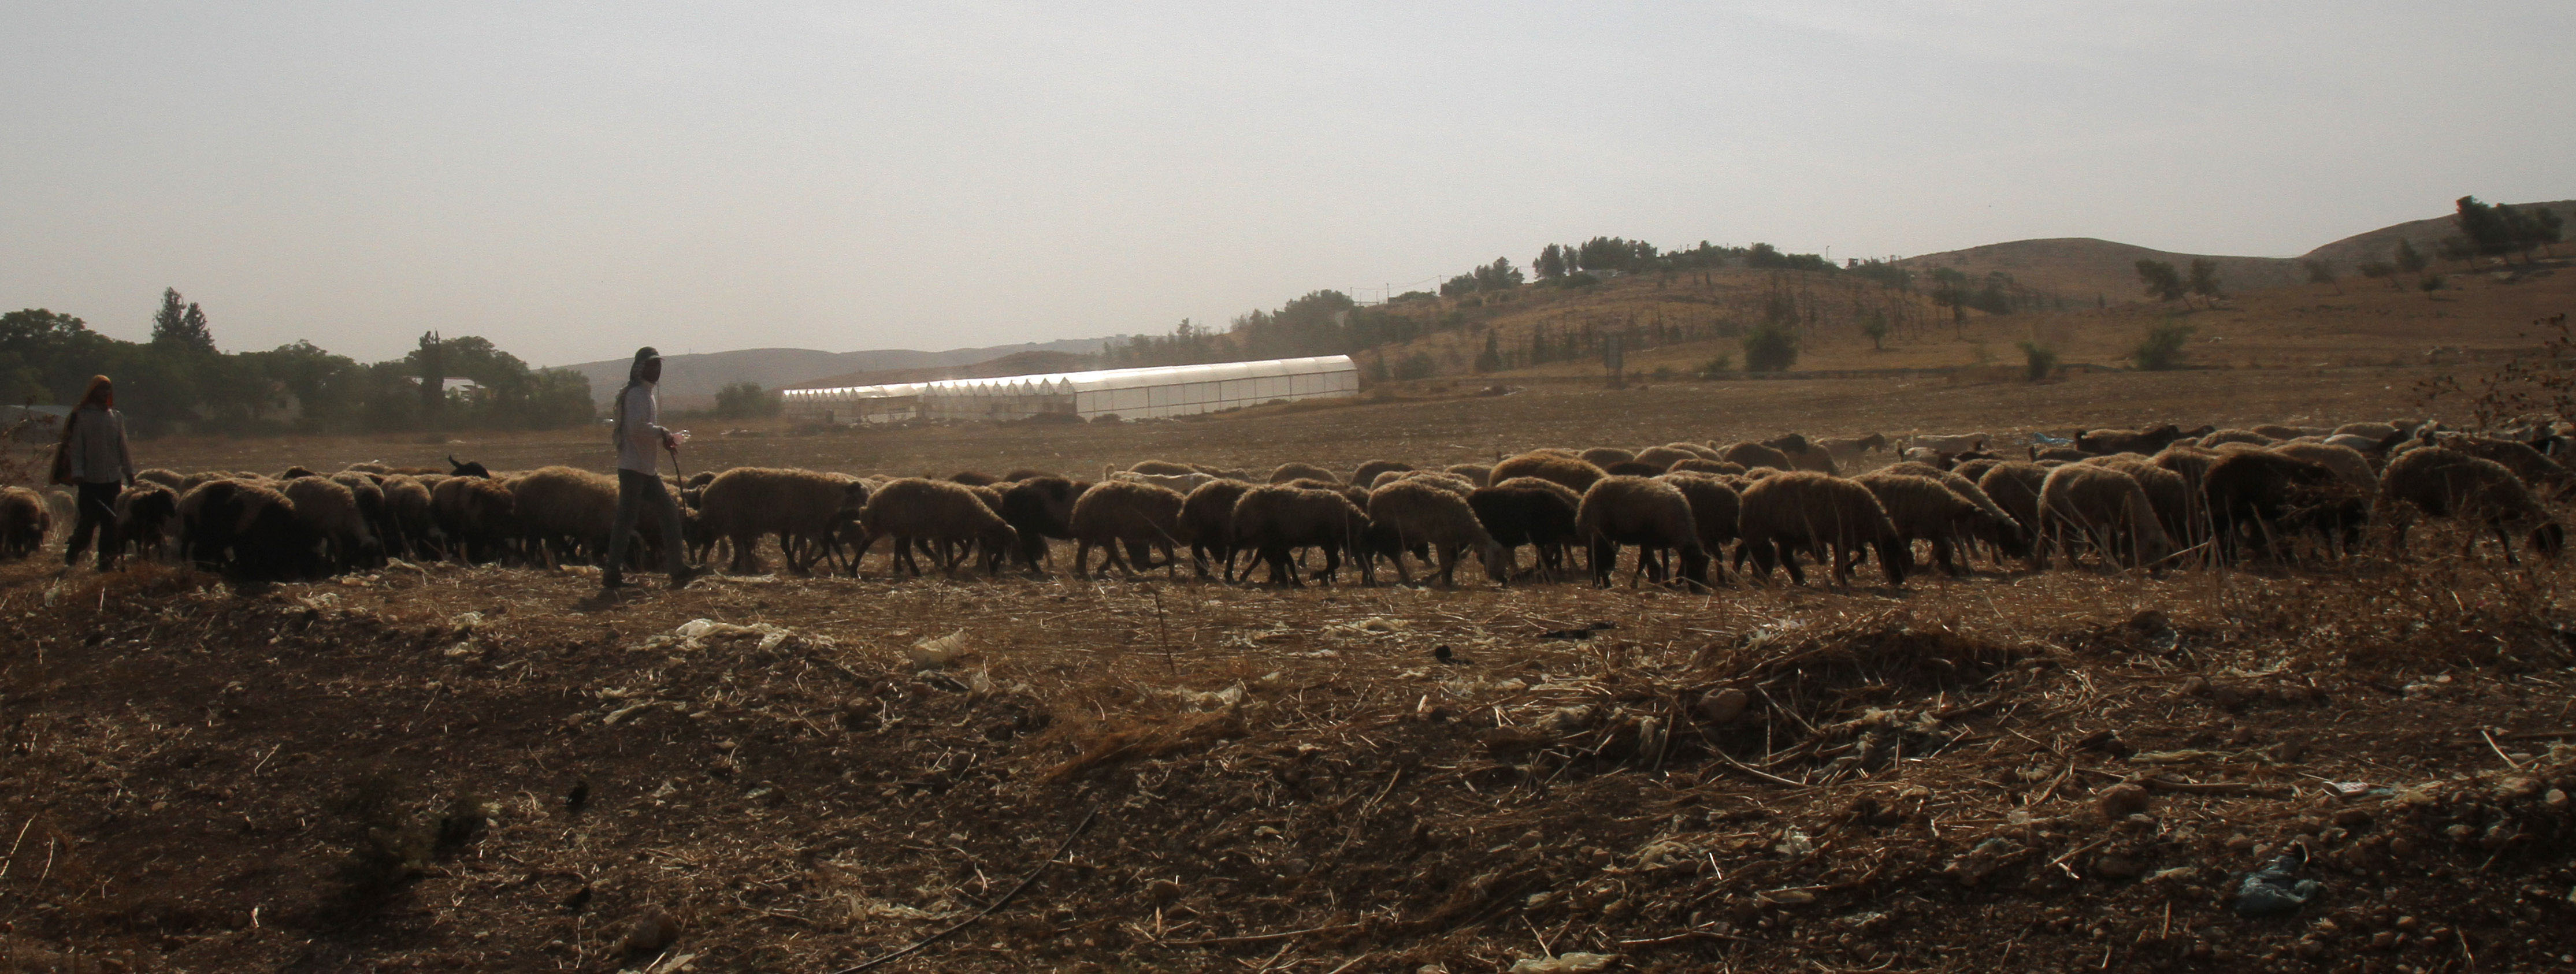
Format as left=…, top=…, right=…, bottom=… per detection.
left=4, top=2, right=2569, bottom=367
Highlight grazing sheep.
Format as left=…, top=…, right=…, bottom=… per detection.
left=113, top=484, right=179, bottom=561
left=331, top=472, right=394, bottom=555
left=135, top=468, right=185, bottom=490
left=283, top=476, right=383, bottom=572
left=2202, top=451, right=2367, bottom=563
left=2030, top=446, right=2094, bottom=463
left=342, top=462, right=392, bottom=475
left=447, top=455, right=493, bottom=478
left=1906, top=432, right=1989, bottom=455
left=2088, top=456, right=2198, bottom=551
left=276, top=465, right=320, bottom=480
left=1469, top=477, right=1584, bottom=581
left=1870, top=464, right=2026, bottom=564
left=177, top=479, right=318, bottom=579
left=1853, top=472, right=2000, bottom=575
left=1576, top=476, right=1709, bottom=589
left=1383, top=470, right=1477, bottom=496
left=1974, top=462, right=2050, bottom=551
left=1231, top=485, right=1371, bottom=586
left=2076, top=423, right=2209, bottom=456
left=1490, top=452, right=1608, bottom=493
left=1443, top=463, right=1492, bottom=486
left=1180, top=479, right=1255, bottom=580
left=855, top=478, right=1022, bottom=577
left=2322, top=433, right=2399, bottom=460
left=1067, top=479, right=1187, bottom=579
left=2036, top=464, right=2173, bottom=569
left=1350, top=460, right=1414, bottom=489
left=948, top=471, right=1001, bottom=486
left=509, top=466, right=620, bottom=566
left=0, top=487, right=50, bottom=559
left=1718, top=442, right=1792, bottom=471
left=2198, top=429, right=2276, bottom=448
left=1736, top=471, right=1906, bottom=586
left=1601, top=460, right=1666, bottom=477
left=2266, top=442, right=2378, bottom=492
left=1368, top=479, right=1503, bottom=585
left=2252, top=424, right=2327, bottom=440
left=1001, top=468, right=1061, bottom=482
left=1107, top=467, right=1215, bottom=495
left=999, top=476, right=1085, bottom=572
left=431, top=475, right=522, bottom=564
left=1762, top=434, right=1840, bottom=474
left=1666, top=458, right=1746, bottom=476
left=380, top=475, right=436, bottom=560
left=1951, top=458, right=2003, bottom=484
left=2333, top=422, right=2399, bottom=440
left=1658, top=471, right=1742, bottom=581
left=1631, top=446, right=1698, bottom=470
left=697, top=467, right=868, bottom=574
left=1128, top=460, right=1197, bottom=476
left=1816, top=433, right=1890, bottom=469
left=2426, top=436, right=2576, bottom=499
left=2151, top=444, right=2219, bottom=490
left=1578, top=447, right=1636, bottom=469
left=2375, top=447, right=2564, bottom=562
left=1269, top=462, right=1339, bottom=485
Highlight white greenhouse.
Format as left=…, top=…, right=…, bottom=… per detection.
left=783, top=356, right=1360, bottom=426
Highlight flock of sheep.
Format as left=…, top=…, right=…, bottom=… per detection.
left=0, top=417, right=2564, bottom=589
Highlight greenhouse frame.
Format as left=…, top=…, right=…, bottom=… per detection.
left=781, top=356, right=1360, bottom=425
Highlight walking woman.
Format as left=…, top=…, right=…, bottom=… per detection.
left=602, top=347, right=708, bottom=592
left=55, top=375, right=134, bottom=571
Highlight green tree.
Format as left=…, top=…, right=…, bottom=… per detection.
left=2186, top=259, right=2223, bottom=304
left=2453, top=196, right=2514, bottom=262
left=2130, top=323, right=2197, bottom=371
left=2015, top=341, right=2058, bottom=381
left=1741, top=322, right=1798, bottom=373
left=714, top=381, right=780, bottom=419
left=2134, top=260, right=2187, bottom=303
left=149, top=288, right=216, bottom=353
left=1472, top=332, right=1502, bottom=373
left=1859, top=311, right=1890, bottom=351
left=2302, top=259, right=2340, bottom=293
left=2393, top=239, right=2428, bottom=276
left=1533, top=244, right=1567, bottom=280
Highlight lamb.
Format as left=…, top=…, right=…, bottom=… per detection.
left=1718, top=442, right=1792, bottom=471
left=0, top=487, right=49, bottom=559
left=2374, top=447, right=2564, bottom=562
left=1367, top=479, right=1504, bottom=585
left=1853, top=472, right=2014, bottom=575
left=697, top=467, right=868, bottom=574
left=2201, top=451, right=2367, bottom=563
left=1066, top=479, right=1187, bottom=579
left=1180, top=479, right=1255, bottom=580
left=1762, top=434, right=1840, bottom=474
left=380, top=475, right=436, bottom=560
left=2036, top=464, right=2174, bottom=569
left=1231, top=485, right=1372, bottom=586
left=1657, top=471, right=1742, bottom=582
left=1735, top=470, right=1907, bottom=586
left=1350, top=460, right=1415, bottom=489
left=283, top=476, right=383, bottom=572
left=999, top=476, right=1085, bottom=572
left=1468, top=477, right=1584, bottom=581
left=508, top=466, right=621, bottom=566
left=855, top=478, right=1022, bottom=577
left=1576, top=475, right=1709, bottom=589
left=1489, top=452, right=1608, bottom=494
left=1443, top=463, right=1492, bottom=486
left=431, top=475, right=522, bottom=564
left=1269, top=462, right=1340, bottom=485
left=1577, top=447, right=1636, bottom=469
left=113, top=484, right=179, bottom=561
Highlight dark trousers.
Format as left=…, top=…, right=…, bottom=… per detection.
left=604, top=470, right=686, bottom=577
left=64, top=482, right=120, bottom=567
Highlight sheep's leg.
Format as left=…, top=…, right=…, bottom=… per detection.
left=1434, top=544, right=1459, bottom=587
left=1071, top=540, right=1094, bottom=579
left=1590, top=538, right=1620, bottom=588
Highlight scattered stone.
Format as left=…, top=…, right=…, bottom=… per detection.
left=2234, top=852, right=2322, bottom=917
left=1697, top=688, right=1750, bottom=724
left=619, top=906, right=681, bottom=958
left=1508, top=951, right=1620, bottom=972
left=2096, top=783, right=2152, bottom=819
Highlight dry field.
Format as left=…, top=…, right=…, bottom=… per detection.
left=6, top=356, right=2576, bottom=973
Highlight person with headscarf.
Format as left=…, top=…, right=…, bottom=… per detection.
left=55, top=375, right=135, bottom=570
left=602, top=347, right=707, bottom=591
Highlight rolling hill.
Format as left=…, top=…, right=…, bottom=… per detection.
left=2300, top=199, right=2576, bottom=270
left=555, top=338, right=1111, bottom=406
left=1895, top=239, right=2306, bottom=304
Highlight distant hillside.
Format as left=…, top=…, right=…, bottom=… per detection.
left=2301, top=200, right=2576, bottom=270
left=1896, top=238, right=2305, bottom=304
left=792, top=349, right=1098, bottom=389
left=556, top=338, right=1110, bottom=406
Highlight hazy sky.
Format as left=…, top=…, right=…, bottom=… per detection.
left=5, top=2, right=2570, bottom=366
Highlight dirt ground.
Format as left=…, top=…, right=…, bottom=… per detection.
left=5, top=373, right=2576, bottom=973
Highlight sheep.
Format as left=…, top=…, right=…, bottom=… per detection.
left=1231, top=485, right=1372, bottom=586
left=2252, top=424, right=2327, bottom=440
left=1577, top=447, right=1636, bottom=469
left=1128, top=460, right=1197, bottom=476
left=2266, top=442, right=2378, bottom=492
left=0, top=487, right=49, bottom=559
left=1066, top=479, right=1187, bottom=579
left=2333, top=422, right=2399, bottom=440
left=1368, top=479, right=1504, bottom=586
left=1443, top=463, right=1492, bottom=486
left=1951, top=458, right=2003, bottom=484
left=342, top=462, right=393, bottom=475
left=1853, top=472, right=2005, bottom=575
left=1762, top=434, right=1840, bottom=474
left=1468, top=477, right=1584, bottom=581
left=1630, top=446, right=1698, bottom=470
left=113, top=484, right=179, bottom=562
left=2375, top=447, right=2564, bottom=562
left=331, top=472, right=394, bottom=557
left=1490, top=452, right=1608, bottom=493
left=2075, top=423, right=2211, bottom=456
left=2201, top=451, right=2368, bottom=563
left=1658, top=471, right=1742, bottom=582
left=1666, top=458, right=1746, bottom=476
left=1105, top=467, right=1215, bottom=495
left=1350, top=460, right=1414, bottom=489
left=2036, top=464, right=2174, bottom=569
left=1269, top=462, right=1339, bottom=485
left=447, top=455, right=493, bottom=478
left=508, top=466, right=620, bottom=566
left=948, top=471, right=1001, bottom=486
left=380, top=475, right=436, bottom=560
left=1907, top=432, right=1989, bottom=455
left=2322, top=433, right=2398, bottom=460
left=2426, top=436, right=2576, bottom=499
left=999, top=476, right=1085, bottom=572
left=1735, top=470, right=1907, bottom=586
left=1384, top=470, right=1478, bottom=496
left=431, top=475, right=522, bottom=564
left=2198, top=429, right=2276, bottom=449
left=2087, top=456, right=2198, bottom=551
left=283, top=476, right=383, bottom=572
left=697, top=467, right=868, bottom=575
left=1179, top=479, right=1255, bottom=580
left=853, top=478, right=1022, bottom=577
left=1602, top=460, right=1666, bottom=477
left=1718, top=442, right=1792, bottom=471
left=2151, top=444, right=2218, bottom=489
left=1001, top=468, right=1061, bottom=482
left=177, top=479, right=318, bottom=579
left=2030, top=446, right=2094, bottom=463
left=134, top=468, right=185, bottom=490
left=276, top=465, right=321, bottom=480
left=1975, top=462, right=2050, bottom=547
left=1816, top=433, right=1890, bottom=469
left=1576, top=476, right=1709, bottom=589
left=1874, top=460, right=2028, bottom=558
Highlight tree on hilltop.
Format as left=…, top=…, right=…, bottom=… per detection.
left=2134, top=259, right=2187, bottom=304
left=150, top=288, right=216, bottom=354
left=2187, top=259, right=2224, bottom=304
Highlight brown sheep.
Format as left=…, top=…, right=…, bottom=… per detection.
left=113, top=484, right=179, bottom=562
left=999, top=476, right=1086, bottom=572
left=948, top=470, right=1001, bottom=486
left=1367, top=479, right=1502, bottom=586
left=2036, top=464, right=2174, bottom=569
left=1578, top=447, right=1636, bottom=469
left=1762, top=434, right=1840, bottom=474
left=2076, top=423, right=2210, bottom=456
left=855, top=477, right=1021, bottom=577
left=1443, top=463, right=1492, bottom=486
left=2266, top=442, right=2377, bottom=492
left=1350, top=460, right=1414, bottom=489
left=1231, top=485, right=1371, bottom=586
left=1469, top=477, right=1584, bottom=581
left=135, top=468, right=185, bottom=490
left=1718, top=441, right=1792, bottom=471
left=1576, top=476, right=1709, bottom=589
left=1951, top=457, right=2003, bottom=484
left=177, top=479, right=318, bottom=579
left=430, top=475, right=521, bottom=564
left=342, top=462, right=392, bottom=475
left=697, top=467, right=868, bottom=574
left=1735, top=471, right=1906, bottom=586
left=283, top=477, right=382, bottom=572
left=2152, top=443, right=2218, bottom=489
left=2087, top=456, right=2198, bottom=550
left=1181, top=479, right=1255, bottom=580
left=1853, top=472, right=2006, bottom=576
left=1879, top=462, right=2026, bottom=553
left=2375, top=447, right=2563, bottom=562
left=1658, top=471, right=1742, bottom=582
left=1128, top=460, right=1196, bottom=476
left=1385, top=470, right=1478, bottom=495
left=1975, top=462, right=2050, bottom=551
left=2202, top=451, right=2367, bottom=563
left=0, top=487, right=49, bottom=559
left=509, top=466, right=621, bottom=566
left=1269, top=462, right=1339, bottom=485
left=1601, top=460, right=1665, bottom=477
left=380, top=475, right=436, bottom=560
left=2199, top=429, right=2276, bottom=448
left=1489, top=452, right=1607, bottom=493
left=1816, top=433, right=1890, bottom=469
left=2425, top=436, right=2576, bottom=499
left=1666, top=458, right=1746, bottom=476
left=2030, top=446, right=2094, bottom=463
left=1631, top=445, right=1698, bottom=469
left=1066, top=479, right=1187, bottom=579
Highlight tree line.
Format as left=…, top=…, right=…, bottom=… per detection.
left=1, top=289, right=593, bottom=437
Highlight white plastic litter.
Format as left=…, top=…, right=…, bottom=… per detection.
left=639, top=618, right=802, bottom=653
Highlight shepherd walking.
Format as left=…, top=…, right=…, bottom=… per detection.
left=603, top=347, right=708, bottom=592
left=55, top=375, right=135, bottom=571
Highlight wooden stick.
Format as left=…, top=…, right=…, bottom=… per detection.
left=827, top=806, right=1097, bottom=973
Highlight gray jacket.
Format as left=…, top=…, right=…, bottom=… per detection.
left=614, top=384, right=669, bottom=474
left=64, top=406, right=134, bottom=485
